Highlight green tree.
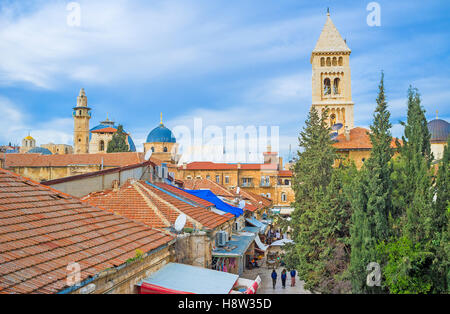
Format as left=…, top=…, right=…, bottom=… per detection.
left=350, top=72, right=394, bottom=293
left=287, top=106, right=336, bottom=292
left=107, top=125, right=130, bottom=153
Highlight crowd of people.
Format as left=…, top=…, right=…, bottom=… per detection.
left=271, top=269, right=297, bottom=289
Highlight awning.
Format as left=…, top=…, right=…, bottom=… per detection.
left=245, top=217, right=268, bottom=234
left=138, top=263, right=239, bottom=294
left=184, top=189, right=244, bottom=217
left=254, top=235, right=268, bottom=251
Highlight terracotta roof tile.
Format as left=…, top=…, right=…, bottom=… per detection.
left=83, top=181, right=231, bottom=231
left=0, top=169, right=173, bottom=294
left=333, top=127, right=399, bottom=150
left=182, top=179, right=235, bottom=197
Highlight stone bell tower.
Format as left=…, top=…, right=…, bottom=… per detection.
left=73, top=88, right=91, bottom=154
left=311, top=11, right=354, bottom=132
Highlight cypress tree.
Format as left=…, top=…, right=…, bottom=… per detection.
left=107, top=125, right=130, bottom=153
left=287, top=106, right=336, bottom=292
left=350, top=72, right=393, bottom=293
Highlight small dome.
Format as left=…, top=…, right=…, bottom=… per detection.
left=428, top=119, right=449, bottom=143
left=146, top=124, right=176, bottom=143
left=27, top=147, right=52, bottom=155
left=24, top=135, right=34, bottom=141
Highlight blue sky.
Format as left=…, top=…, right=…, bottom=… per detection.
left=0, top=0, right=449, bottom=161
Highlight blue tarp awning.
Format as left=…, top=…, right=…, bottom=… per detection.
left=246, top=217, right=268, bottom=234
left=184, top=189, right=243, bottom=217
left=212, top=234, right=255, bottom=257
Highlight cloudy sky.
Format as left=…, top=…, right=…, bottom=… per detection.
left=0, top=0, right=449, bottom=161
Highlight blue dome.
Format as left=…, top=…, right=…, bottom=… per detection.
left=146, top=124, right=176, bottom=143
left=27, top=147, right=52, bottom=155
left=428, top=119, right=449, bottom=143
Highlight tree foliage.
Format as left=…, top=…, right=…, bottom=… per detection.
left=107, top=125, right=130, bottom=153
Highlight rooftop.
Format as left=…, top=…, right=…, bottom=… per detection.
left=4, top=152, right=144, bottom=168
left=82, top=180, right=232, bottom=230
left=0, top=169, right=173, bottom=294
left=332, top=127, right=399, bottom=151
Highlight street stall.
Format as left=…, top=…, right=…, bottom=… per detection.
left=212, top=233, right=256, bottom=275
left=137, top=263, right=260, bottom=294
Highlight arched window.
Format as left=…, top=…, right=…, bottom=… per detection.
left=326, top=57, right=331, bottom=66
left=163, top=147, right=168, bottom=152
left=333, top=78, right=340, bottom=94
left=324, top=78, right=331, bottom=95
left=338, top=57, right=343, bottom=66
left=151, top=147, right=155, bottom=152
left=320, top=57, right=325, bottom=66
left=332, top=57, right=337, bottom=66
left=99, top=140, right=105, bottom=151
left=281, top=193, right=287, bottom=202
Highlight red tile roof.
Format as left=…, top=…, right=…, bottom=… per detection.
left=4, top=152, right=144, bottom=168
left=182, top=179, right=235, bottom=197
left=153, top=182, right=215, bottom=208
left=83, top=181, right=231, bottom=231
left=91, top=127, right=118, bottom=133
left=0, top=169, right=173, bottom=294
left=278, top=170, right=293, bottom=177
left=333, top=127, right=399, bottom=150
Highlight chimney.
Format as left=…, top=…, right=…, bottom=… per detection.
left=237, top=163, right=241, bottom=169
left=345, top=126, right=350, bottom=141
left=183, top=162, right=187, bottom=170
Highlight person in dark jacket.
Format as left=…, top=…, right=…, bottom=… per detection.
left=290, top=269, right=297, bottom=287
left=271, top=269, right=277, bottom=289
left=281, top=269, right=287, bottom=288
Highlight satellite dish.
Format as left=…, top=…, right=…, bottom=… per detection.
left=236, top=187, right=240, bottom=194
left=144, top=150, right=153, bottom=161
left=331, top=123, right=343, bottom=131
left=238, top=200, right=246, bottom=209
left=174, top=214, right=187, bottom=232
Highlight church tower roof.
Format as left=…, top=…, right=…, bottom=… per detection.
left=312, top=12, right=351, bottom=54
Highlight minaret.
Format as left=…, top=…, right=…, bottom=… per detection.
left=73, top=88, right=91, bottom=154
left=311, top=11, right=354, bottom=132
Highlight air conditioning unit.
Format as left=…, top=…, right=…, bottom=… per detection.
left=215, top=231, right=228, bottom=247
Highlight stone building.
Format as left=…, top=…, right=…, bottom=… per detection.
left=19, top=134, right=36, bottom=153
left=89, top=116, right=136, bottom=153
left=311, top=11, right=354, bottom=133
left=40, top=143, right=73, bottom=155
left=73, top=88, right=91, bottom=154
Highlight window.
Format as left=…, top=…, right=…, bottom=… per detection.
left=260, top=176, right=270, bottom=186
left=151, top=147, right=155, bottom=152
left=196, top=176, right=202, bottom=179
left=326, top=57, right=331, bottom=66
left=163, top=147, right=168, bottom=152
left=242, top=178, right=253, bottom=187
left=281, top=193, right=287, bottom=202
left=324, top=78, right=331, bottom=95
left=320, top=57, right=325, bottom=66
left=332, top=57, right=337, bottom=66
left=225, top=176, right=230, bottom=184
left=186, top=176, right=192, bottom=180
left=216, top=175, right=220, bottom=183
left=333, top=78, right=340, bottom=95
left=206, top=175, right=211, bottom=179
left=284, top=179, right=290, bottom=185
left=338, top=57, right=343, bottom=66
left=266, top=193, right=271, bottom=199
left=99, top=140, right=105, bottom=151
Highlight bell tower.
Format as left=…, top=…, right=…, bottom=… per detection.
left=311, top=11, right=354, bottom=132
left=73, top=88, right=91, bottom=154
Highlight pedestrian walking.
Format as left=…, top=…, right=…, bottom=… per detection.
left=271, top=269, right=277, bottom=289
left=290, top=269, right=296, bottom=287
left=281, top=269, right=287, bottom=288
